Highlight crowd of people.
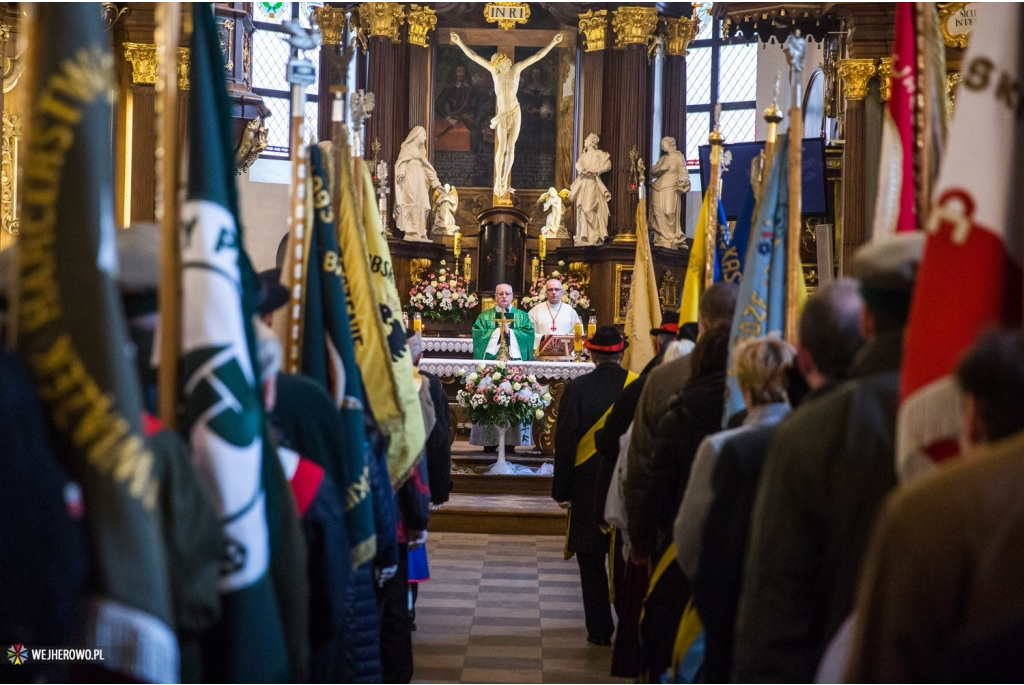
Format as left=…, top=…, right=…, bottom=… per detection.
left=551, top=233, right=1024, bottom=683
left=0, top=223, right=453, bottom=684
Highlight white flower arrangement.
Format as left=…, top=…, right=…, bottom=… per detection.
left=456, top=362, right=552, bottom=428
left=406, top=262, right=480, bottom=322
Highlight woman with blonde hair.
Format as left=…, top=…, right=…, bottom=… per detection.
left=673, top=336, right=796, bottom=579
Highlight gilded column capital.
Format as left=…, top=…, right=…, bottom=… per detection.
left=837, top=58, right=877, bottom=101
left=177, top=47, right=190, bottom=91
left=312, top=6, right=348, bottom=46
left=578, top=9, right=608, bottom=52
left=611, top=6, right=659, bottom=49
left=124, top=42, right=157, bottom=85
left=662, top=16, right=699, bottom=57
left=406, top=4, right=437, bottom=47
left=876, top=56, right=893, bottom=102
left=358, top=2, right=405, bottom=43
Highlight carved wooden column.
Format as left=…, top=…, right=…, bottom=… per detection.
left=602, top=6, right=657, bottom=241
left=837, top=58, right=876, bottom=276
left=661, top=16, right=697, bottom=234
left=358, top=2, right=408, bottom=189
left=406, top=4, right=436, bottom=131
left=577, top=10, right=608, bottom=156
left=313, top=6, right=348, bottom=143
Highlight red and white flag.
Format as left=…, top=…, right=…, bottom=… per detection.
left=871, top=2, right=918, bottom=240
left=897, top=3, right=1024, bottom=481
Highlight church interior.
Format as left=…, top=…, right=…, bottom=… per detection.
left=6, top=1, right=1024, bottom=684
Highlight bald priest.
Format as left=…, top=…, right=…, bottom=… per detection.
left=471, top=283, right=535, bottom=361
left=469, top=283, right=535, bottom=450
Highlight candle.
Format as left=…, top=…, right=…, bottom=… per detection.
left=413, top=312, right=423, bottom=332
left=539, top=234, right=547, bottom=260
left=587, top=316, right=597, bottom=338
left=453, top=231, right=461, bottom=258
left=531, top=257, right=539, bottom=281
left=464, top=255, right=472, bottom=281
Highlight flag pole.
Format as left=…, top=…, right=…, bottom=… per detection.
left=784, top=31, right=805, bottom=345
left=281, top=20, right=320, bottom=373
left=705, top=104, right=725, bottom=290
left=156, top=2, right=182, bottom=429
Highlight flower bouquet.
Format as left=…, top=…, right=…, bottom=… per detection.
left=519, top=261, right=595, bottom=318
left=406, top=261, right=479, bottom=322
left=456, top=360, right=553, bottom=474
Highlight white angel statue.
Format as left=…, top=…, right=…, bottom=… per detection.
left=433, top=183, right=460, bottom=235
left=538, top=187, right=570, bottom=238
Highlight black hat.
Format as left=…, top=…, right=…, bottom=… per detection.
left=256, top=268, right=289, bottom=317
left=677, top=321, right=699, bottom=343
left=585, top=325, right=628, bottom=353
left=651, top=310, right=680, bottom=336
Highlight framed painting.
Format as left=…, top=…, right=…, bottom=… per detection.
left=613, top=264, right=634, bottom=324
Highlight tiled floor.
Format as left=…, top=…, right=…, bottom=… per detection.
left=412, top=532, right=628, bottom=684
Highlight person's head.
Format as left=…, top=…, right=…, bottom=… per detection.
left=796, top=278, right=864, bottom=389
left=734, top=336, right=795, bottom=408
left=697, top=281, right=740, bottom=335
left=585, top=132, right=600, bottom=150
left=490, top=52, right=512, bottom=73
left=455, top=65, right=467, bottom=83
left=530, top=67, right=542, bottom=82
left=955, top=329, right=1024, bottom=449
left=689, top=323, right=731, bottom=381
left=256, top=268, right=289, bottom=326
left=494, top=283, right=513, bottom=310
left=852, top=232, right=924, bottom=340
left=585, top=325, right=627, bottom=365
left=650, top=311, right=680, bottom=353
left=661, top=136, right=677, bottom=153
left=544, top=278, right=564, bottom=305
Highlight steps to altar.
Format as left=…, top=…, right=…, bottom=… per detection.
left=433, top=439, right=564, bottom=535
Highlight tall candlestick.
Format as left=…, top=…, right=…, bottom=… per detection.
left=539, top=234, right=547, bottom=260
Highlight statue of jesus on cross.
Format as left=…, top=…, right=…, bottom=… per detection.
left=450, top=31, right=563, bottom=202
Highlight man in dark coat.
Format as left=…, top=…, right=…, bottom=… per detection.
left=694, top=279, right=864, bottom=683
left=847, top=330, right=1024, bottom=682
left=733, top=234, right=924, bottom=682
left=553, top=326, right=638, bottom=646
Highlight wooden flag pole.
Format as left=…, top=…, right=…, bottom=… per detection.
left=784, top=31, right=805, bottom=345
left=705, top=105, right=724, bottom=290
left=156, top=2, right=182, bottom=429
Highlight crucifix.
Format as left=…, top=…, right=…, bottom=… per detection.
left=438, top=28, right=573, bottom=205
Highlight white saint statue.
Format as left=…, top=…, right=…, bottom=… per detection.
left=649, top=136, right=690, bottom=249
left=433, top=183, right=460, bottom=235
left=394, top=126, right=442, bottom=241
left=538, top=187, right=570, bottom=238
left=450, top=31, right=563, bottom=200
left=569, top=133, right=612, bottom=245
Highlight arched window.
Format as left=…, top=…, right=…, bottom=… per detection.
left=251, top=1, right=322, bottom=159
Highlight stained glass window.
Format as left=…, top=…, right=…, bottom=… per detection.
left=685, top=16, right=757, bottom=167
left=251, top=3, right=321, bottom=159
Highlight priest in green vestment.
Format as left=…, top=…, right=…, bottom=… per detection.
left=471, top=283, right=535, bottom=361
left=470, top=283, right=535, bottom=449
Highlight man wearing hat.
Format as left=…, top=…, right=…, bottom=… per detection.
left=552, top=326, right=639, bottom=647
left=734, top=233, right=925, bottom=683
left=641, top=310, right=681, bottom=376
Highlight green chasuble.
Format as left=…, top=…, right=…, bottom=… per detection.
left=472, top=307, right=535, bottom=360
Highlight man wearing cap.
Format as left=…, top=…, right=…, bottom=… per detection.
left=528, top=278, right=582, bottom=351
left=552, top=326, right=639, bottom=647
left=733, top=233, right=925, bottom=683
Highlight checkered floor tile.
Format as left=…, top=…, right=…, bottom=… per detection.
left=412, top=533, right=628, bottom=684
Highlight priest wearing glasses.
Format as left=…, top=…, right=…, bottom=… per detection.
left=528, top=278, right=582, bottom=351
left=469, top=283, right=535, bottom=451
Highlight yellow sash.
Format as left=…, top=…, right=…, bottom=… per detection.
left=640, top=542, right=678, bottom=624
left=671, top=599, right=704, bottom=678
left=574, top=371, right=639, bottom=466
left=564, top=371, right=639, bottom=560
